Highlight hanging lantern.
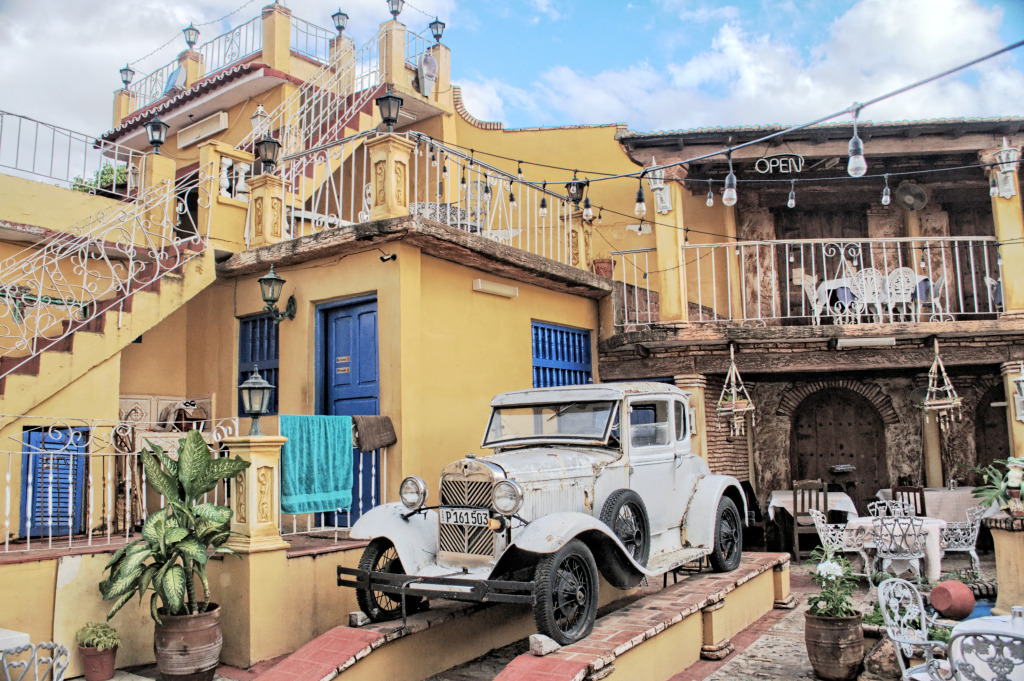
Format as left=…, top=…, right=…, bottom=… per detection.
left=716, top=344, right=755, bottom=437
left=921, top=339, right=963, bottom=431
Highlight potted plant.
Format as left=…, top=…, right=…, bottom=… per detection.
left=75, top=622, right=121, bottom=681
left=99, top=430, right=250, bottom=681
left=973, top=457, right=1024, bottom=517
left=804, top=546, right=864, bottom=681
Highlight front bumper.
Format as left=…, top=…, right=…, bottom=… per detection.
left=336, top=566, right=535, bottom=605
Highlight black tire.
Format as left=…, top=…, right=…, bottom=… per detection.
left=599, top=489, right=651, bottom=566
left=533, top=539, right=600, bottom=645
left=355, top=539, right=424, bottom=622
left=709, top=497, right=743, bottom=572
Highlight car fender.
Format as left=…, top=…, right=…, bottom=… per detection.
left=682, top=475, right=747, bottom=549
left=348, top=503, right=438, bottom=574
left=503, top=511, right=651, bottom=587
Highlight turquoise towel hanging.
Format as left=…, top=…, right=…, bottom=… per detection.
left=280, top=414, right=353, bottom=514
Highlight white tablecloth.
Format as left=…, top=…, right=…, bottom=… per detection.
left=876, top=487, right=995, bottom=522
left=847, top=516, right=947, bottom=581
left=767, top=490, right=858, bottom=522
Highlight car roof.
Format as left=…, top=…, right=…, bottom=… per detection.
left=490, top=382, right=688, bottom=407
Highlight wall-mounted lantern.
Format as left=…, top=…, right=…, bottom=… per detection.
left=254, top=135, right=282, bottom=174
left=332, top=8, right=349, bottom=35
left=183, top=23, right=200, bottom=49
left=239, top=367, right=274, bottom=436
left=119, top=63, right=135, bottom=89
left=429, top=17, right=445, bottom=43
left=145, top=115, right=170, bottom=155
left=258, top=265, right=296, bottom=323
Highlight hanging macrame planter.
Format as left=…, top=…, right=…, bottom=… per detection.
left=717, top=345, right=755, bottom=437
left=922, top=338, right=962, bottom=431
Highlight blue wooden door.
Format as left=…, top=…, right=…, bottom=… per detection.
left=20, top=428, right=88, bottom=537
left=320, top=297, right=380, bottom=524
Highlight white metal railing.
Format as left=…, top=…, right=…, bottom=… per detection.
left=239, top=28, right=384, bottom=159
left=405, top=31, right=432, bottom=67
left=678, top=236, right=1002, bottom=326
left=280, top=450, right=382, bottom=537
left=290, top=16, right=333, bottom=65
left=128, top=60, right=180, bottom=113
left=611, top=248, right=657, bottom=327
left=0, top=111, right=144, bottom=199
left=0, top=161, right=214, bottom=375
left=1, top=414, right=239, bottom=554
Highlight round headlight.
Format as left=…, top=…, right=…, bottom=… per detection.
left=493, top=480, right=523, bottom=516
left=399, top=476, right=428, bottom=510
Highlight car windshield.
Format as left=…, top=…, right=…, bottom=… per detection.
left=483, top=401, right=617, bottom=446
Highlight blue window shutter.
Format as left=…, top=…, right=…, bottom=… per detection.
left=531, top=322, right=592, bottom=388
left=239, top=313, right=279, bottom=416
left=20, top=427, right=88, bottom=537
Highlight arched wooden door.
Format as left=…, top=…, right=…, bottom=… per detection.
left=791, top=389, right=888, bottom=514
left=975, top=384, right=1010, bottom=481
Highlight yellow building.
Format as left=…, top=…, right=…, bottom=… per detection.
left=1, top=1, right=1023, bottom=675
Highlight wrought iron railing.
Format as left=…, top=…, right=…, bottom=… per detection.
left=279, top=449, right=382, bottom=537
left=0, top=161, right=214, bottom=375
left=611, top=248, right=657, bottom=327
left=0, top=110, right=143, bottom=199
left=405, top=31, right=433, bottom=67
left=290, top=16, right=333, bottom=65
left=674, top=236, right=1002, bottom=326
left=0, top=414, right=239, bottom=553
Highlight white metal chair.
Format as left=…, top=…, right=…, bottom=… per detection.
left=939, top=506, right=984, bottom=573
left=853, top=267, right=885, bottom=323
left=873, top=516, right=927, bottom=580
left=808, top=508, right=869, bottom=576
left=947, top=627, right=1024, bottom=681
left=877, top=578, right=950, bottom=681
left=887, top=267, right=919, bottom=322
left=1, top=642, right=69, bottom=681
left=923, top=273, right=951, bottom=322
left=868, top=499, right=913, bottom=517
left=985, top=276, right=1003, bottom=313
left=801, top=274, right=825, bottom=325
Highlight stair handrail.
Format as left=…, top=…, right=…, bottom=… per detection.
left=0, top=161, right=216, bottom=376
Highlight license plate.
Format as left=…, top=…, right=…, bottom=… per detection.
left=439, top=507, right=489, bottom=527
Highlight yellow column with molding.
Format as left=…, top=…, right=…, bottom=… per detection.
left=248, top=174, right=286, bottom=248
left=143, top=153, right=176, bottom=249
left=987, top=144, right=1024, bottom=315
left=429, top=43, right=453, bottom=109
left=381, top=19, right=408, bottom=90
left=261, top=3, right=293, bottom=72
left=222, top=436, right=290, bottom=553
left=112, top=90, right=136, bottom=129
left=179, top=49, right=203, bottom=86
left=1001, top=361, right=1024, bottom=460
left=654, top=186, right=685, bottom=322
left=675, top=374, right=707, bottom=461
left=724, top=206, right=744, bottom=320
left=366, top=133, right=416, bottom=220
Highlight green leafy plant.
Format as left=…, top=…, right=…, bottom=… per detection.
left=99, top=430, right=250, bottom=624
left=807, top=545, right=859, bottom=618
left=863, top=600, right=884, bottom=626
left=72, top=164, right=129, bottom=193
left=972, top=457, right=1023, bottom=509
left=75, top=622, right=121, bottom=651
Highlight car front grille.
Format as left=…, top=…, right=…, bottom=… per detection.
left=439, top=479, right=493, bottom=508
left=438, top=476, right=495, bottom=557
left=439, top=522, right=495, bottom=556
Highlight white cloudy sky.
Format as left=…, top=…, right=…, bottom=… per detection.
left=0, top=0, right=1021, bottom=136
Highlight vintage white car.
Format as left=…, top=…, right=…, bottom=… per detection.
left=337, top=382, right=747, bottom=644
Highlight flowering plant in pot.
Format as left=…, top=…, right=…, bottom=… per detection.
left=804, top=546, right=864, bottom=681
left=973, top=457, right=1024, bottom=517
left=99, top=430, right=250, bottom=681
left=75, top=622, right=121, bottom=681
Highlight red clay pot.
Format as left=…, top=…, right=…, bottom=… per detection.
left=804, top=612, right=864, bottom=681
left=930, top=581, right=975, bottom=620
left=153, top=604, right=223, bottom=681
left=78, top=645, right=117, bottom=681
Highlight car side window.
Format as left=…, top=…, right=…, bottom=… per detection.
left=630, top=401, right=670, bottom=448
left=674, top=401, right=688, bottom=441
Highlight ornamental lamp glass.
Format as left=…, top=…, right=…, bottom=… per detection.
left=564, top=180, right=585, bottom=207
left=249, top=104, right=269, bottom=137
left=429, top=17, right=445, bottom=42
left=258, top=266, right=286, bottom=308
left=145, top=115, right=170, bottom=154
left=332, top=8, right=349, bottom=34
left=254, top=134, right=282, bottom=173
left=183, top=23, right=200, bottom=49
left=387, top=0, right=404, bottom=18
left=239, top=368, right=274, bottom=436
left=375, top=92, right=403, bottom=133
left=119, top=63, right=135, bottom=88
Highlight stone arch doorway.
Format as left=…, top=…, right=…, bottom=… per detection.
left=790, top=388, right=889, bottom=514
left=974, top=384, right=1010, bottom=482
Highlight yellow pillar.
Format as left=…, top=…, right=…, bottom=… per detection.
left=922, top=413, right=944, bottom=487
left=329, top=34, right=355, bottom=67
left=724, top=207, right=744, bottom=320
left=983, top=515, right=1024, bottom=615
left=261, top=3, right=293, bottom=73
left=143, top=153, right=177, bottom=248
left=654, top=194, right=685, bottom=322
left=1001, top=361, right=1024, bottom=460
left=380, top=19, right=408, bottom=90
left=773, top=560, right=796, bottom=608
left=366, top=133, right=416, bottom=220
left=985, top=143, right=1024, bottom=315
left=248, top=174, right=286, bottom=248
left=700, top=599, right=734, bottom=660
left=675, top=375, right=708, bottom=462
left=222, top=436, right=290, bottom=553
left=112, top=89, right=136, bottom=129
left=178, top=49, right=203, bottom=86
left=429, top=43, right=452, bottom=108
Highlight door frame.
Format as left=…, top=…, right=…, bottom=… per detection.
left=314, top=293, right=378, bottom=416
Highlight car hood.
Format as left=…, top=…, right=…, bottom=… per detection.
left=483, top=446, right=620, bottom=484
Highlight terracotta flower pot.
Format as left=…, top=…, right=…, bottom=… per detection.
left=805, top=612, right=864, bottom=681
left=1008, top=489, right=1024, bottom=518
left=78, top=645, right=117, bottom=681
left=153, top=604, right=223, bottom=681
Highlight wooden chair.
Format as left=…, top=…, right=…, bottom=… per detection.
left=891, top=486, right=927, bottom=516
left=792, top=479, right=828, bottom=562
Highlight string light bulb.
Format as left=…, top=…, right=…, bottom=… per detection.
left=430, top=146, right=437, bottom=167
left=538, top=182, right=548, bottom=218
left=919, top=247, right=928, bottom=269
left=634, top=174, right=647, bottom=218
left=788, top=248, right=794, bottom=263
left=582, top=196, right=594, bottom=221
left=990, top=175, right=998, bottom=197
left=483, top=173, right=491, bottom=195
left=597, top=209, right=603, bottom=225
left=847, top=106, right=868, bottom=178
left=517, top=163, right=524, bottom=183
left=881, top=174, right=891, bottom=206
left=706, top=179, right=714, bottom=207
left=787, top=180, right=796, bottom=209
left=722, top=153, right=737, bottom=207
left=509, top=190, right=516, bottom=209
left=442, top=155, right=449, bottom=177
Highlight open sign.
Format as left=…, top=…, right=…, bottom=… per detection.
left=755, top=154, right=804, bottom=174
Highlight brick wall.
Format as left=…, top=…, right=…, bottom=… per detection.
left=704, top=375, right=750, bottom=482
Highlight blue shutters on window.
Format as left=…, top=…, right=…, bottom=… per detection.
left=532, top=321, right=593, bottom=388
left=20, top=427, right=88, bottom=537
left=239, top=313, right=279, bottom=416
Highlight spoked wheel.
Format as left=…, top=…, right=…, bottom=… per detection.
left=599, top=489, right=650, bottom=566
left=709, top=497, right=743, bottom=572
left=533, top=539, right=600, bottom=645
left=356, top=539, right=424, bottom=622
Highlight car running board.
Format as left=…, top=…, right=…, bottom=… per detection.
left=643, top=547, right=712, bottom=576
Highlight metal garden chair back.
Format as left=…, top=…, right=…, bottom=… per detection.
left=939, top=506, right=985, bottom=574
left=886, top=267, right=919, bottom=322
left=792, top=479, right=828, bottom=562
left=807, top=508, right=869, bottom=576
left=853, top=267, right=885, bottom=322
left=891, top=486, right=928, bottom=516
left=947, top=628, right=1024, bottom=681
left=801, top=274, right=824, bottom=326
left=867, top=499, right=913, bottom=518
left=877, top=578, right=948, bottom=681
left=872, top=516, right=926, bottom=579
left=1, top=642, right=69, bottom=681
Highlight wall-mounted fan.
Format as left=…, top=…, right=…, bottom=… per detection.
left=894, top=183, right=929, bottom=211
